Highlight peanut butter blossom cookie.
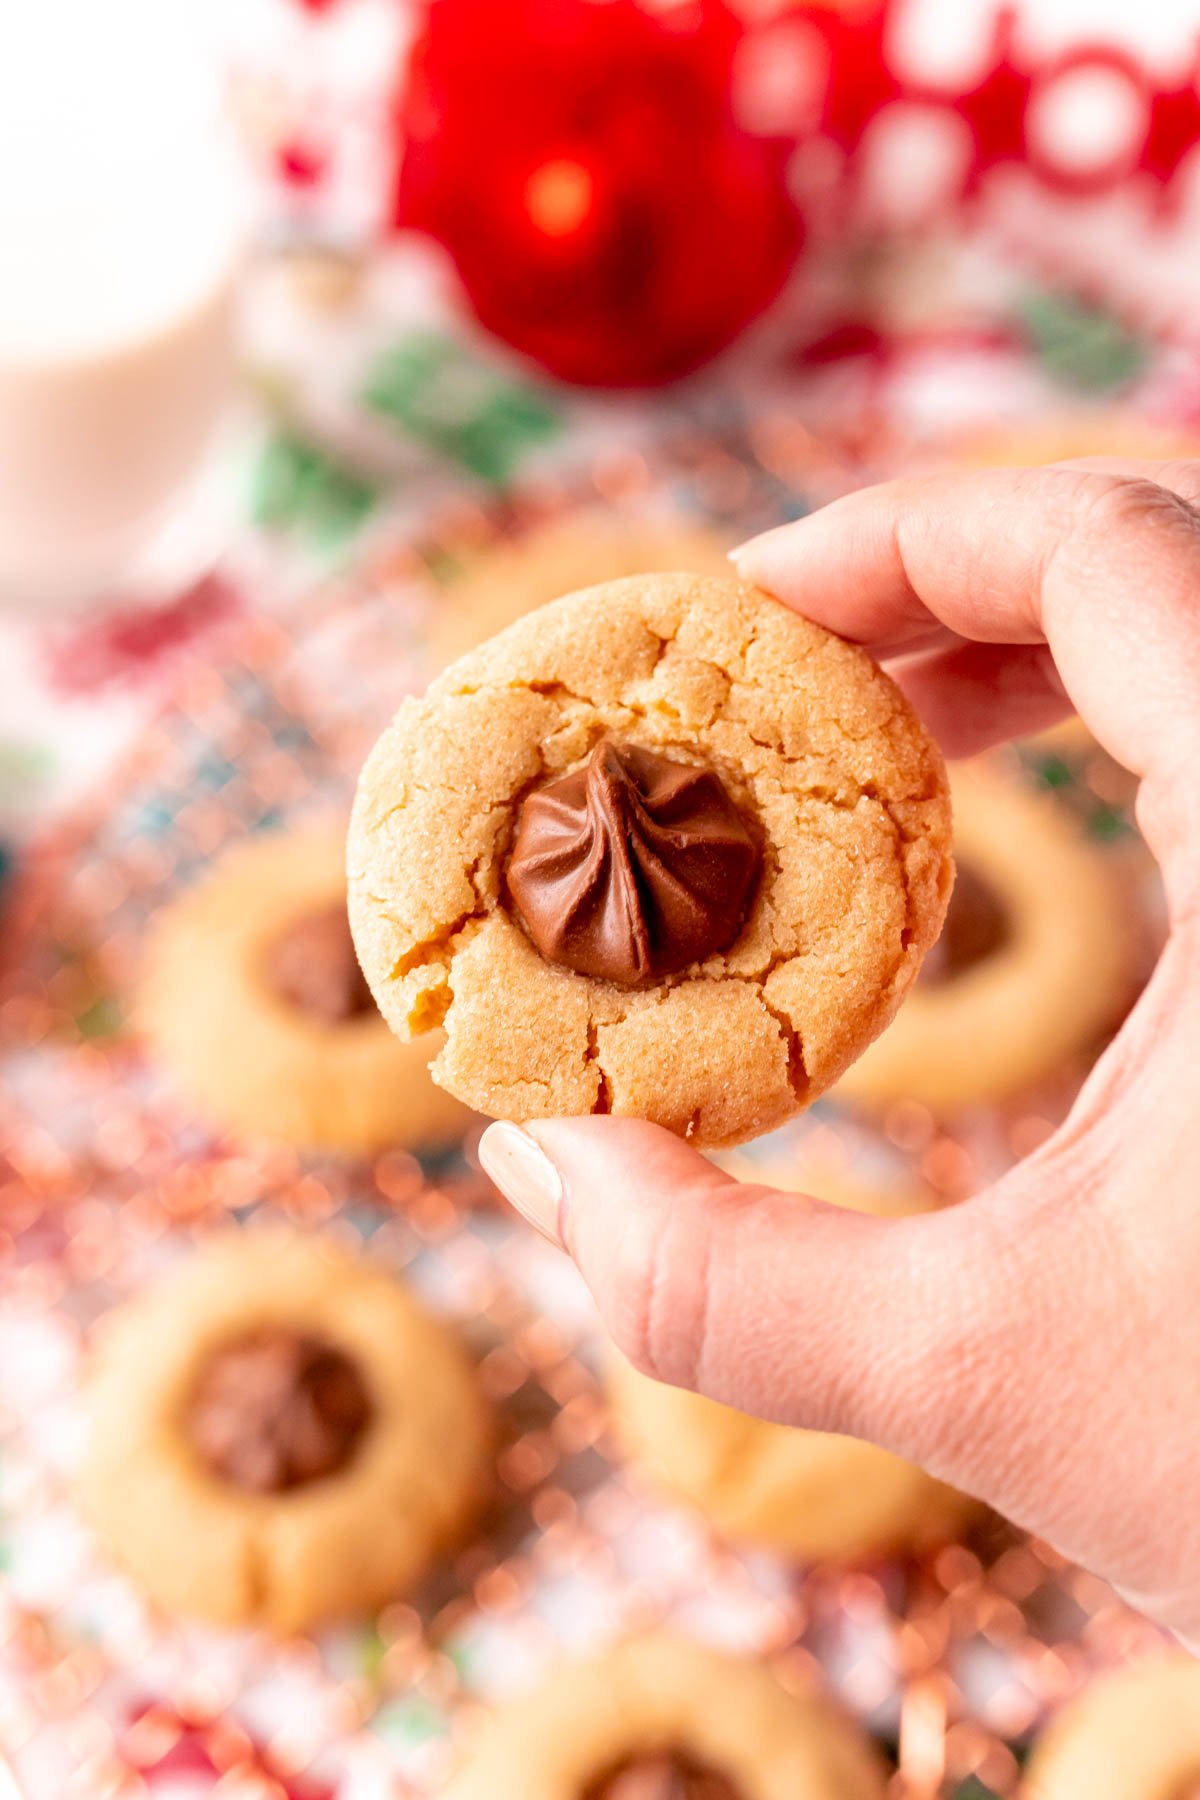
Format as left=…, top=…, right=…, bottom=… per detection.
left=1024, top=1654, right=1200, bottom=1800
left=951, top=413, right=1200, bottom=469
left=79, top=1231, right=492, bottom=1632
left=834, top=762, right=1131, bottom=1112
left=139, top=823, right=470, bottom=1153
left=444, top=1634, right=888, bottom=1800
left=350, top=574, right=952, bottom=1147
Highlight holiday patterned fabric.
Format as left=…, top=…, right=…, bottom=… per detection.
left=7, top=0, right=1200, bottom=872
left=1, top=9, right=1197, bottom=1797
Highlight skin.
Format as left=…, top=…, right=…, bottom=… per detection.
left=480, top=462, right=1200, bottom=1647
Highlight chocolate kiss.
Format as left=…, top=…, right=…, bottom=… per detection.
left=582, top=1750, right=743, bottom=1800
left=920, top=862, right=1011, bottom=986
left=187, top=1327, right=373, bottom=1494
left=506, top=741, right=761, bottom=986
left=264, top=903, right=375, bottom=1024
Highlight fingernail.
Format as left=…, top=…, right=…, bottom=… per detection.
left=727, top=533, right=777, bottom=573
left=478, top=1121, right=565, bottom=1247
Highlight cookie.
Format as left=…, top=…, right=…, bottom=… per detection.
left=1024, top=1653, right=1200, bottom=1799
left=952, top=414, right=1200, bottom=468
left=349, top=573, right=952, bottom=1148
left=428, top=513, right=735, bottom=668
left=606, top=1169, right=975, bottom=1561
left=139, top=824, right=472, bottom=1153
left=79, top=1230, right=492, bottom=1633
left=833, top=761, right=1131, bottom=1113
left=444, top=1633, right=888, bottom=1800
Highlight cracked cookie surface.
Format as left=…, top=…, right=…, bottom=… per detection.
left=79, top=1232, right=492, bottom=1633
left=349, top=573, right=952, bottom=1147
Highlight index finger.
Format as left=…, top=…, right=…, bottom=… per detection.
left=733, top=465, right=1200, bottom=810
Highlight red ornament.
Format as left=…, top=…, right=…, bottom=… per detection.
left=394, top=0, right=802, bottom=387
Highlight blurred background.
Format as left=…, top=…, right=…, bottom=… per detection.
left=0, top=0, right=1195, bottom=1795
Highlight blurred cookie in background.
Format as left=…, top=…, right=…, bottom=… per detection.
left=833, top=761, right=1134, bottom=1115
left=1024, top=1653, right=1200, bottom=1799
left=138, top=822, right=471, bottom=1153
left=79, top=1230, right=492, bottom=1633
left=950, top=413, right=1200, bottom=470
left=427, top=511, right=735, bottom=669
left=444, top=1632, right=889, bottom=1800
left=1021, top=713, right=1095, bottom=759
left=605, top=1167, right=977, bottom=1563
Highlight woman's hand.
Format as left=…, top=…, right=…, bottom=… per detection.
left=478, top=462, right=1200, bottom=1645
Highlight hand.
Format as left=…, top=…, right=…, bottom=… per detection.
left=478, top=462, right=1200, bottom=1645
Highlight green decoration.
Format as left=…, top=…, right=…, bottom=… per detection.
left=444, top=1635, right=477, bottom=1682
left=76, top=995, right=123, bottom=1041
left=357, top=1621, right=388, bottom=1684
left=251, top=429, right=377, bottom=550
left=1087, top=801, right=1130, bottom=842
left=0, top=741, right=53, bottom=800
left=361, top=331, right=560, bottom=482
left=1032, top=753, right=1074, bottom=791
left=371, top=1695, right=449, bottom=1749
left=1016, top=289, right=1148, bottom=393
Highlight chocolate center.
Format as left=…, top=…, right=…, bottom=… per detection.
left=186, top=1326, right=372, bottom=1494
left=264, top=902, right=375, bottom=1024
left=920, top=862, right=1011, bottom=985
left=581, top=1750, right=743, bottom=1800
left=506, top=740, right=761, bottom=986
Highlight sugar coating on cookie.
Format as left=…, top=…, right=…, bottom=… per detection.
left=444, top=1633, right=888, bottom=1800
left=349, top=573, right=952, bottom=1148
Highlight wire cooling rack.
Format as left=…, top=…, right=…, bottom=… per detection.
left=0, top=432, right=1168, bottom=1799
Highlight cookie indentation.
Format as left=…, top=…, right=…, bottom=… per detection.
left=187, top=1326, right=372, bottom=1493
left=581, top=1750, right=743, bottom=1800
left=919, top=862, right=1011, bottom=985
left=264, top=903, right=375, bottom=1023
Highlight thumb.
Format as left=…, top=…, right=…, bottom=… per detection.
left=478, top=1114, right=1027, bottom=1468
